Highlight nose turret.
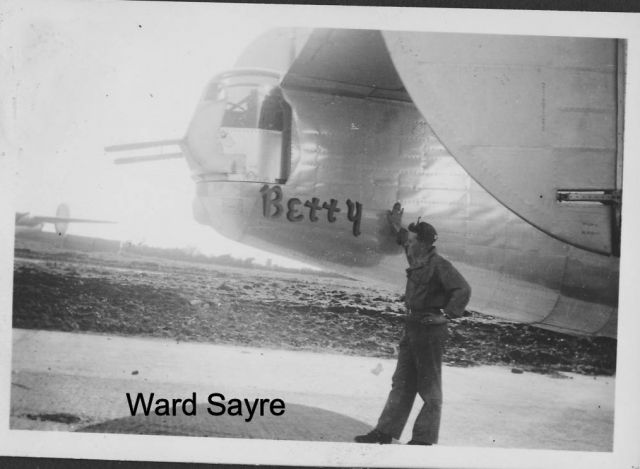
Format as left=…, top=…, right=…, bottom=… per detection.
left=184, top=69, right=293, bottom=241
left=183, top=69, right=292, bottom=185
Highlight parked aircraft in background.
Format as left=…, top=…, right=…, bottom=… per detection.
left=15, top=203, right=114, bottom=236
left=107, top=28, right=624, bottom=338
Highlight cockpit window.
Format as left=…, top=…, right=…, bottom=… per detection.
left=258, top=88, right=286, bottom=132
left=213, top=84, right=288, bottom=132
left=220, top=86, right=260, bottom=128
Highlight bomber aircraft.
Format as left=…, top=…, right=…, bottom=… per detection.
left=107, top=28, right=624, bottom=338
left=15, top=203, right=114, bottom=237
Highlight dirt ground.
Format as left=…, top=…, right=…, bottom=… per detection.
left=12, top=241, right=617, bottom=377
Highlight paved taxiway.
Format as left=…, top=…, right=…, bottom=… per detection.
left=10, top=329, right=614, bottom=451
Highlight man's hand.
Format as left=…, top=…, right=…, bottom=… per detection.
left=387, top=202, right=404, bottom=233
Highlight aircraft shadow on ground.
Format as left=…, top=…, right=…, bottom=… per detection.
left=77, top=403, right=371, bottom=442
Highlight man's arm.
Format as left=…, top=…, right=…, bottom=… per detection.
left=437, top=260, right=471, bottom=318
left=387, top=203, right=410, bottom=259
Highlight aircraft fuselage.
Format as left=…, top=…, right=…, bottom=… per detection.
left=186, top=84, right=618, bottom=337
left=105, top=29, right=620, bottom=337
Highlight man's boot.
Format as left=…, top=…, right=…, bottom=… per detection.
left=407, top=440, right=432, bottom=445
left=354, top=429, right=392, bottom=444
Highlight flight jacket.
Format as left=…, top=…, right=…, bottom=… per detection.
left=401, top=238, right=471, bottom=325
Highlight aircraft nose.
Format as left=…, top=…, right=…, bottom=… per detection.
left=183, top=71, right=290, bottom=185
left=193, top=181, right=263, bottom=240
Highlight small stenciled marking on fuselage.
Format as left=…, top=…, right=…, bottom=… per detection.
left=260, top=184, right=362, bottom=236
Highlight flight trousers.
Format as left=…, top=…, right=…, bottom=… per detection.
left=375, top=322, right=448, bottom=444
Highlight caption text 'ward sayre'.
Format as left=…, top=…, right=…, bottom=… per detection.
left=126, top=392, right=286, bottom=422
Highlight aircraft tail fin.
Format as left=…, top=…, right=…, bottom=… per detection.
left=105, top=139, right=184, bottom=165
left=29, top=203, right=115, bottom=236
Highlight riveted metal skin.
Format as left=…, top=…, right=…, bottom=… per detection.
left=185, top=28, right=620, bottom=338
left=384, top=31, right=622, bottom=256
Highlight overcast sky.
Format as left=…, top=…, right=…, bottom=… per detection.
left=6, top=0, right=310, bottom=266
left=5, top=1, right=640, bottom=271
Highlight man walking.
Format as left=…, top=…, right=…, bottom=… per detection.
left=355, top=203, right=471, bottom=445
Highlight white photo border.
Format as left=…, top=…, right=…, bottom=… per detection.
left=1, top=1, right=639, bottom=468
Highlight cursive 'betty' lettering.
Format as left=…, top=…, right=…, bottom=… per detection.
left=260, top=184, right=362, bottom=236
